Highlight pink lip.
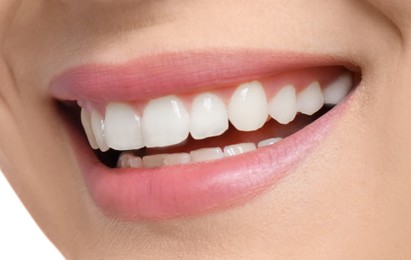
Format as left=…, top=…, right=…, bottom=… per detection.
left=50, top=49, right=346, bottom=102
left=52, top=49, right=355, bottom=220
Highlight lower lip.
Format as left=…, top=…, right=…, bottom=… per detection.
left=67, top=95, right=352, bottom=221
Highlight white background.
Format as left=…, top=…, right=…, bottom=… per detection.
left=0, top=173, right=63, bottom=259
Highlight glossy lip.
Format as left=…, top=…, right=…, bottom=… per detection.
left=52, top=49, right=357, bottom=220
left=50, top=49, right=349, bottom=102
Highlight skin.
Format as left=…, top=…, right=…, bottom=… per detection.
left=1, top=0, right=411, bottom=259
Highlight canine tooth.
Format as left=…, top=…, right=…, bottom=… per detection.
left=143, top=154, right=167, bottom=168
left=228, top=81, right=268, bottom=131
left=268, top=85, right=297, bottom=124
left=104, top=103, right=144, bottom=151
left=323, top=73, right=352, bottom=105
left=80, top=108, right=98, bottom=149
left=190, top=147, right=224, bottom=163
left=91, top=110, right=109, bottom=152
left=296, top=81, right=324, bottom=115
left=258, top=137, right=283, bottom=148
left=117, top=152, right=143, bottom=168
left=190, top=93, right=228, bottom=140
left=142, top=95, right=190, bottom=148
left=164, top=153, right=191, bottom=166
left=224, top=143, right=256, bottom=157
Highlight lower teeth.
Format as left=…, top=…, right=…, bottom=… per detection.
left=118, top=139, right=282, bottom=169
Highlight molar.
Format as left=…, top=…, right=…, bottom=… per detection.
left=228, top=81, right=268, bottom=131
left=142, top=95, right=190, bottom=148
left=190, top=93, right=229, bottom=140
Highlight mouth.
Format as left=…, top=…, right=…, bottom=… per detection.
left=51, top=50, right=360, bottom=220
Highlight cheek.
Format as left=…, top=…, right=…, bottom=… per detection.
left=363, top=0, right=411, bottom=27
left=381, top=57, right=411, bottom=175
left=0, top=81, right=92, bottom=249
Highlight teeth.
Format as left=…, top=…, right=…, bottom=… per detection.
left=228, top=81, right=268, bottom=131
left=258, top=137, right=283, bottom=148
left=90, top=110, right=109, bottom=152
left=83, top=71, right=353, bottom=160
left=268, top=85, right=297, bottom=124
left=190, top=93, right=229, bottom=140
left=80, top=109, right=98, bottom=149
left=104, top=103, right=144, bottom=151
left=142, top=95, right=190, bottom=148
left=117, top=152, right=143, bottom=168
left=296, top=81, right=324, bottom=115
left=190, top=147, right=224, bottom=163
left=164, top=153, right=191, bottom=166
left=224, top=143, right=256, bottom=157
left=323, top=73, right=353, bottom=105
left=118, top=138, right=287, bottom=167
left=142, top=154, right=167, bottom=168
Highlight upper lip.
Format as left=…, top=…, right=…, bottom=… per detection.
left=49, top=49, right=351, bottom=102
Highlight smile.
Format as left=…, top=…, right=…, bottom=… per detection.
left=50, top=50, right=360, bottom=220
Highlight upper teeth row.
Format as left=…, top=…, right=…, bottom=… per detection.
left=80, top=72, right=352, bottom=151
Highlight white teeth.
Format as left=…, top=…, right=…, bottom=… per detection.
left=142, top=154, right=167, bottom=168
left=224, top=143, right=256, bottom=157
left=190, top=147, right=224, bottom=163
left=296, top=81, right=324, bottom=115
left=228, top=81, right=268, bottom=131
left=82, top=71, right=352, bottom=159
left=118, top=138, right=287, bottom=167
left=268, top=85, right=297, bottom=124
left=257, top=137, right=283, bottom=148
left=190, top=93, right=229, bottom=140
left=164, top=153, right=191, bottom=166
left=117, top=152, right=143, bottom=168
left=90, top=110, right=109, bottom=152
left=104, top=103, right=144, bottom=151
left=80, top=109, right=98, bottom=149
left=142, top=95, right=190, bottom=148
left=323, top=73, right=353, bottom=105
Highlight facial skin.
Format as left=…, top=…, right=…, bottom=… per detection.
left=1, top=0, right=411, bottom=259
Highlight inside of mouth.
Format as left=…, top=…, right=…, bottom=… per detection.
left=98, top=109, right=329, bottom=168
left=63, top=66, right=360, bottom=169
